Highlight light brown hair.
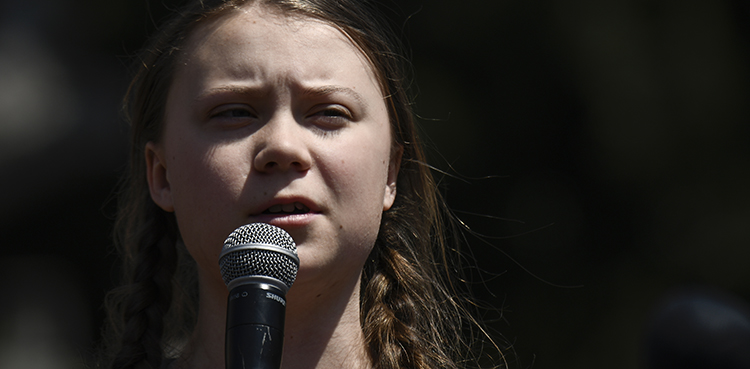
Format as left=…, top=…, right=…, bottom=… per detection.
left=102, top=1, right=506, bottom=368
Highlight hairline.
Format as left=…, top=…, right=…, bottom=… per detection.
left=175, top=1, right=387, bottom=96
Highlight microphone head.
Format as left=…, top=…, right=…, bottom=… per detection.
left=219, top=223, right=300, bottom=293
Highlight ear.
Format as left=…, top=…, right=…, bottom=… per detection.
left=383, top=144, right=403, bottom=211
left=145, top=141, right=175, bottom=212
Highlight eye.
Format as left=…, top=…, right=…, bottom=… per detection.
left=316, top=108, right=349, bottom=117
left=219, top=109, right=253, bottom=118
left=210, top=106, right=258, bottom=119
left=308, top=105, right=353, bottom=129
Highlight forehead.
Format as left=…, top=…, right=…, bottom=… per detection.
left=175, top=4, right=379, bottom=90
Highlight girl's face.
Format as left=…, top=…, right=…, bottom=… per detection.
left=146, top=6, right=399, bottom=291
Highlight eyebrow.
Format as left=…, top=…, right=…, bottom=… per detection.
left=298, top=85, right=369, bottom=109
left=193, top=84, right=370, bottom=110
left=193, top=85, right=268, bottom=102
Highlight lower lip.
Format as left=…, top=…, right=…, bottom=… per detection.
left=251, top=212, right=319, bottom=228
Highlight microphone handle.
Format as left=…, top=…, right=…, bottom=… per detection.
left=225, top=283, right=287, bottom=369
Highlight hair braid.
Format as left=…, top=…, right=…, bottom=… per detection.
left=362, top=154, right=466, bottom=369
left=104, top=197, right=179, bottom=369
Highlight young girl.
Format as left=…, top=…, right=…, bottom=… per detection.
left=102, top=0, right=505, bottom=368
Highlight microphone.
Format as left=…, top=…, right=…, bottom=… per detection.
left=219, top=223, right=300, bottom=369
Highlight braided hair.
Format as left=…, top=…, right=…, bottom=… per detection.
left=101, top=1, right=506, bottom=368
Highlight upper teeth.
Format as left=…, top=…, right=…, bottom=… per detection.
left=267, top=202, right=308, bottom=213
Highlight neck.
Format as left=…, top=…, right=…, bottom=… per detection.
left=178, top=272, right=371, bottom=369
left=283, top=275, right=371, bottom=369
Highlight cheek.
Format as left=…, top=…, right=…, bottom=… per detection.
left=170, top=147, right=244, bottom=207
left=327, top=137, right=391, bottom=213
left=167, top=143, right=250, bottom=257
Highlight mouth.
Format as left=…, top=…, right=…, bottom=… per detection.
left=262, top=201, right=311, bottom=215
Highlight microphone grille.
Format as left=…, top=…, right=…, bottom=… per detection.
left=219, top=223, right=299, bottom=289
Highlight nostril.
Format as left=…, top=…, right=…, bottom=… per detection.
left=264, top=161, right=278, bottom=170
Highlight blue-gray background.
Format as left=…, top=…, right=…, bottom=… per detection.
left=1, top=0, right=749, bottom=368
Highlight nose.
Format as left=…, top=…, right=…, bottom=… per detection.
left=253, top=115, right=312, bottom=173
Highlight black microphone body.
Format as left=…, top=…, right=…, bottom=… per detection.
left=219, top=223, right=300, bottom=369
left=225, top=282, right=287, bottom=369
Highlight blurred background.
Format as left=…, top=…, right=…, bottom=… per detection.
left=1, top=0, right=748, bottom=368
